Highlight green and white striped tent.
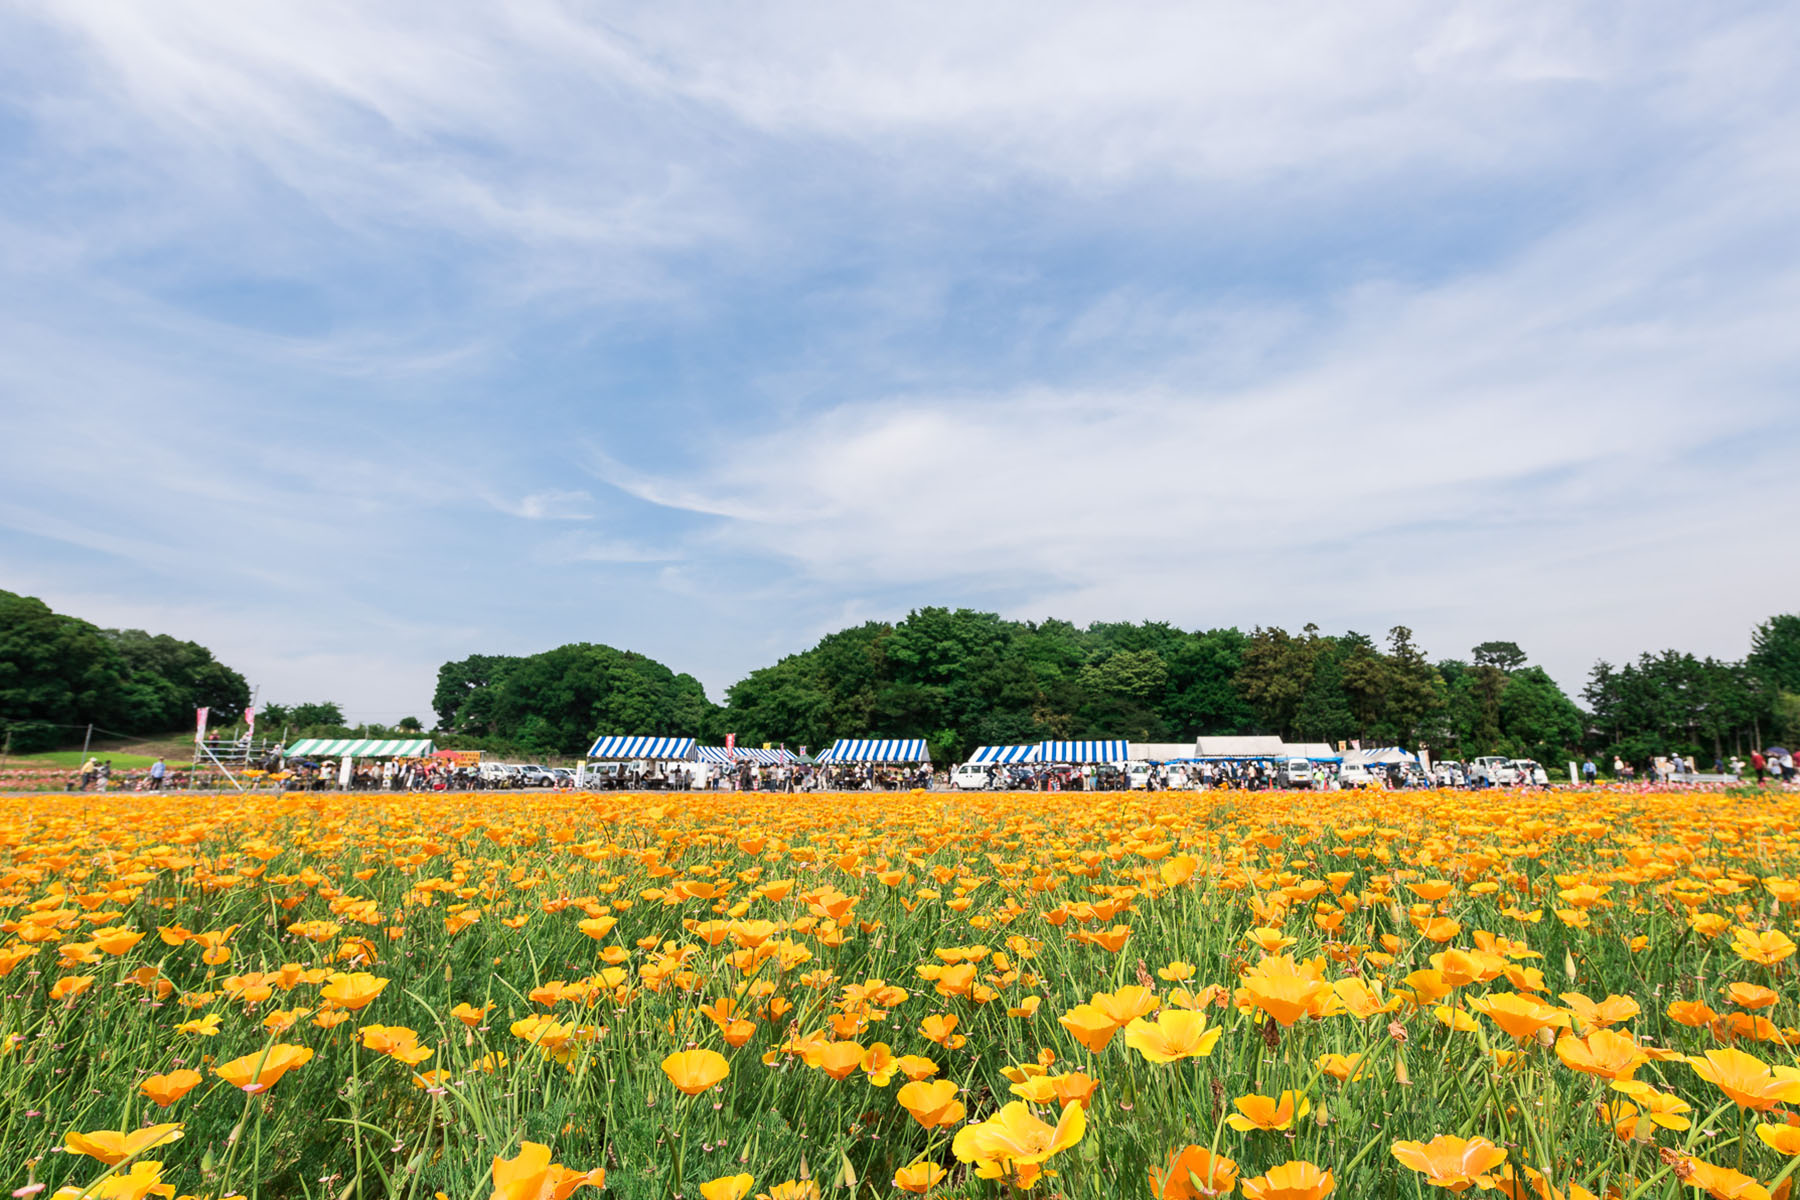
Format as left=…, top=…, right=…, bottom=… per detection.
left=283, top=739, right=436, bottom=758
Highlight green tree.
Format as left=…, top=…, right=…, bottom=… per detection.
left=1472, top=641, right=1528, bottom=671
left=1234, top=625, right=1319, bottom=738
left=1376, top=626, right=1445, bottom=747
left=1292, top=645, right=1355, bottom=745
left=1497, top=666, right=1584, bottom=764
left=0, top=591, right=249, bottom=750
left=433, top=655, right=516, bottom=732
left=288, top=702, right=347, bottom=729
left=1158, top=628, right=1256, bottom=736
left=1749, top=615, right=1800, bottom=693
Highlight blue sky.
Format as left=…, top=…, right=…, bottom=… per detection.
left=3, top=2, right=1797, bottom=723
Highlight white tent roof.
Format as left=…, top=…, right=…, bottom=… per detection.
left=1128, top=742, right=1196, bottom=762
left=1193, top=736, right=1285, bottom=758
left=1345, top=746, right=1417, bottom=766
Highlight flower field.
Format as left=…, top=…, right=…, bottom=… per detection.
left=5, top=787, right=1800, bottom=1200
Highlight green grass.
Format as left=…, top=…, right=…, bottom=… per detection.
left=2, top=749, right=191, bottom=770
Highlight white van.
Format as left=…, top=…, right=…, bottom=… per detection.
left=1127, top=762, right=1155, bottom=790
left=951, top=763, right=992, bottom=791
left=477, top=761, right=518, bottom=786
left=1278, top=758, right=1314, bottom=789
left=1338, top=763, right=1375, bottom=789
left=1469, top=756, right=1517, bottom=786
left=1510, top=759, right=1549, bottom=786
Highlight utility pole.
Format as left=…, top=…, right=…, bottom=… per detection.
left=81, top=723, right=93, bottom=758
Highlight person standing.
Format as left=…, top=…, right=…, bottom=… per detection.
left=1752, top=750, right=1767, bottom=784
left=1582, top=757, right=1596, bottom=784
left=150, top=757, right=166, bottom=791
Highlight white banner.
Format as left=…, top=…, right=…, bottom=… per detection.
left=195, top=707, right=209, bottom=742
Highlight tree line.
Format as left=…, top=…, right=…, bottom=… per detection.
left=0, top=590, right=250, bottom=752
left=431, top=608, right=1800, bottom=767
left=6, top=587, right=1796, bottom=767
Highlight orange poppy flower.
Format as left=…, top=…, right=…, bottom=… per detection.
left=1554, top=1030, right=1646, bottom=1081
left=320, top=972, right=389, bottom=1010
left=1227, top=1091, right=1310, bottom=1132
left=139, top=1069, right=203, bottom=1108
left=1125, top=1010, right=1223, bottom=1064
left=63, top=1122, right=184, bottom=1165
left=1669, top=1000, right=1719, bottom=1027
left=895, top=1079, right=966, bottom=1129
left=952, top=1100, right=1086, bottom=1179
left=215, top=1043, right=315, bottom=1092
left=1241, top=1159, right=1335, bottom=1200
left=1236, top=956, right=1333, bottom=1026
left=698, top=1176, right=754, bottom=1200
left=1725, top=983, right=1780, bottom=1010
left=1467, top=993, right=1571, bottom=1041
left=661, top=1048, right=730, bottom=1095
left=1059, top=1003, right=1121, bottom=1053
left=1010, top=1070, right=1100, bottom=1108
left=893, top=1161, right=946, bottom=1194
left=1731, top=928, right=1797, bottom=966
left=490, top=1140, right=606, bottom=1200
left=1391, top=1134, right=1508, bottom=1192
left=1756, top=1123, right=1800, bottom=1156
left=1149, top=1145, right=1239, bottom=1199
left=1687, top=1048, right=1800, bottom=1111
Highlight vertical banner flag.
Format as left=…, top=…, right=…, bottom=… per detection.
left=725, top=733, right=736, bottom=751
left=195, top=708, right=210, bottom=742
left=245, top=706, right=257, bottom=736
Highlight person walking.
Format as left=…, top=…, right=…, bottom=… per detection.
left=1752, top=750, right=1767, bottom=784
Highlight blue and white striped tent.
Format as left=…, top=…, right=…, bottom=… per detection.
left=696, top=746, right=737, bottom=765
left=1347, top=746, right=1416, bottom=766
left=817, top=738, right=931, bottom=764
left=285, top=738, right=435, bottom=758
left=1038, top=739, right=1129, bottom=764
left=735, top=747, right=799, bottom=765
left=586, top=735, right=697, bottom=761
left=968, top=744, right=1042, bottom=765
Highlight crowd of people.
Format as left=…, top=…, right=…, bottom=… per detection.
left=49, top=744, right=1798, bottom=795
left=67, top=756, right=175, bottom=792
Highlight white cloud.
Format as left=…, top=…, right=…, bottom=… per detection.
left=490, top=489, right=596, bottom=521
left=3, top=0, right=1797, bottom=719
left=587, top=103, right=1800, bottom=692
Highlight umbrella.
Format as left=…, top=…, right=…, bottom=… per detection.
left=1765, top=746, right=1791, bottom=757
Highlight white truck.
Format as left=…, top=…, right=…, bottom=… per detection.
left=951, top=763, right=992, bottom=791
left=1277, top=757, right=1315, bottom=789
left=1469, top=756, right=1518, bottom=786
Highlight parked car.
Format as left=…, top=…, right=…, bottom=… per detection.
left=1469, top=756, right=1517, bottom=786
left=1510, top=758, right=1550, bottom=786
left=517, top=765, right=557, bottom=787
left=1278, top=757, right=1315, bottom=789
left=1432, top=761, right=1466, bottom=787
left=477, top=761, right=521, bottom=787
left=1127, top=762, right=1156, bottom=790
left=952, top=763, right=992, bottom=791
left=1338, top=763, right=1375, bottom=789
left=550, top=767, right=576, bottom=787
